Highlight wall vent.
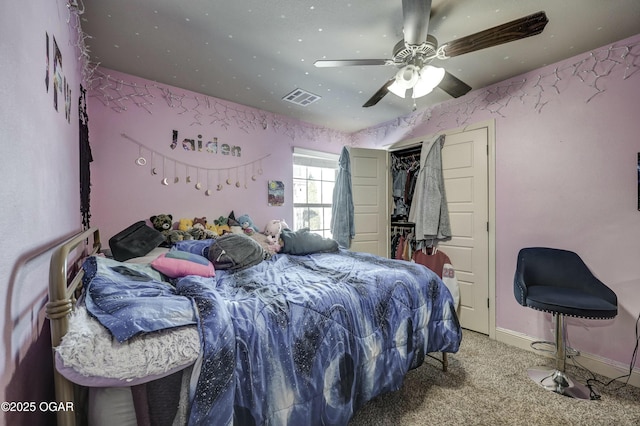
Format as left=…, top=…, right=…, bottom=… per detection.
left=282, top=88, right=321, bottom=106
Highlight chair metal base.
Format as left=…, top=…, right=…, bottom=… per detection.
left=527, top=367, right=591, bottom=400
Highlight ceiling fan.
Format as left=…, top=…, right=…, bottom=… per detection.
left=314, top=0, right=549, bottom=107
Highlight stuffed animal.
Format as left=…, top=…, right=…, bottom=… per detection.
left=177, top=217, right=217, bottom=240
left=178, top=218, right=193, bottom=232
left=264, top=219, right=289, bottom=241
left=229, top=225, right=245, bottom=235
left=192, top=216, right=207, bottom=228
left=206, top=222, right=219, bottom=235
left=214, top=216, right=231, bottom=235
left=237, top=214, right=258, bottom=235
left=191, top=217, right=218, bottom=240
left=226, top=211, right=244, bottom=234
left=249, top=232, right=281, bottom=255
left=150, top=214, right=193, bottom=246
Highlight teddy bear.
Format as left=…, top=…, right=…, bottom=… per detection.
left=150, top=214, right=193, bottom=247
left=237, top=214, right=259, bottom=236
left=178, top=218, right=193, bottom=232
left=177, top=217, right=217, bottom=240
left=192, top=217, right=217, bottom=239
left=264, top=219, right=289, bottom=241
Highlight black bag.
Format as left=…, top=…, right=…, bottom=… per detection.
left=109, top=221, right=165, bottom=261
left=208, top=233, right=266, bottom=271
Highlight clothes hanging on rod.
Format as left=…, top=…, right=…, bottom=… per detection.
left=389, top=140, right=458, bottom=313
left=412, top=246, right=460, bottom=312
left=390, top=149, right=421, bottom=171
left=390, top=222, right=415, bottom=261
left=390, top=150, right=421, bottom=221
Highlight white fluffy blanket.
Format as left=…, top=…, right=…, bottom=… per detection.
left=56, top=306, right=199, bottom=382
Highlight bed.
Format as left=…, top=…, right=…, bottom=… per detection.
left=46, top=227, right=462, bottom=426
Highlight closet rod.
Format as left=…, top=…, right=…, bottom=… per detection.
left=391, top=221, right=415, bottom=227
left=391, top=146, right=422, bottom=158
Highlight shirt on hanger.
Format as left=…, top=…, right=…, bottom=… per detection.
left=412, top=248, right=460, bottom=313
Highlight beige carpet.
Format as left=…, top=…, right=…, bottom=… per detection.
left=349, top=329, right=640, bottom=425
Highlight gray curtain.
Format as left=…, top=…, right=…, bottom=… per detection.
left=408, top=134, right=451, bottom=243
left=330, top=146, right=355, bottom=248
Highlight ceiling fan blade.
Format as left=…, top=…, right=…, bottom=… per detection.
left=363, top=79, right=395, bottom=107
left=314, top=59, right=391, bottom=67
left=438, top=71, right=472, bottom=98
left=440, top=11, right=549, bottom=58
left=402, top=0, right=432, bottom=46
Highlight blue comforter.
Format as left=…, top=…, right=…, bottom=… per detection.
left=83, top=249, right=461, bottom=426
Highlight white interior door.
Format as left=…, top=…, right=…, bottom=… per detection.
left=349, top=148, right=389, bottom=257
left=438, top=128, right=490, bottom=334
left=350, top=125, right=492, bottom=335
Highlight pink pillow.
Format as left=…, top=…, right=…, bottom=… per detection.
left=151, top=252, right=215, bottom=278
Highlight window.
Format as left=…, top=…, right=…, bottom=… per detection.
left=292, top=148, right=339, bottom=238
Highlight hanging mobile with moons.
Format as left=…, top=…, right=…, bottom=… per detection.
left=161, top=158, right=169, bottom=185
left=151, top=152, right=157, bottom=175
left=217, top=169, right=223, bottom=191
left=135, top=146, right=147, bottom=166
left=195, top=168, right=202, bottom=190
left=205, top=170, right=212, bottom=196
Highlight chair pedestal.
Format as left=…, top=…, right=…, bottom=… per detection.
left=527, top=313, right=591, bottom=400
left=527, top=366, right=591, bottom=399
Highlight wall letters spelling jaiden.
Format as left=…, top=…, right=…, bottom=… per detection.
left=170, top=130, right=241, bottom=157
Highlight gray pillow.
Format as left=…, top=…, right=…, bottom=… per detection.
left=208, top=233, right=267, bottom=271
left=280, top=228, right=339, bottom=255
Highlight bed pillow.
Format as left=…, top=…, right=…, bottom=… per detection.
left=208, top=233, right=267, bottom=271
left=126, top=247, right=169, bottom=264
left=172, top=239, right=212, bottom=258
left=151, top=251, right=215, bottom=278
left=280, top=228, right=339, bottom=255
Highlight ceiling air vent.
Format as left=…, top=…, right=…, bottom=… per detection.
left=282, top=88, right=321, bottom=106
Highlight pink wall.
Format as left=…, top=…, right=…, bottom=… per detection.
left=3, top=3, right=638, bottom=419
left=88, top=68, right=350, bottom=242
left=354, top=34, right=640, bottom=368
left=495, top=69, right=639, bottom=363
left=1, top=1, right=84, bottom=424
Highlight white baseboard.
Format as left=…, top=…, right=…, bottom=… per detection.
left=495, top=327, right=640, bottom=389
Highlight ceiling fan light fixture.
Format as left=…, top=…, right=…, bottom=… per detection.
left=388, top=64, right=421, bottom=98
left=387, top=80, right=406, bottom=98
left=412, top=65, right=446, bottom=98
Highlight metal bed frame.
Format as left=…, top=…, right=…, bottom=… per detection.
left=46, top=227, right=101, bottom=426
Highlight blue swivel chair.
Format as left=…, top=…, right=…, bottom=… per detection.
left=514, top=247, right=617, bottom=399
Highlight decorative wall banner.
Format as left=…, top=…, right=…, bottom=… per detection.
left=170, top=130, right=241, bottom=157
left=121, top=133, right=268, bottom=196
